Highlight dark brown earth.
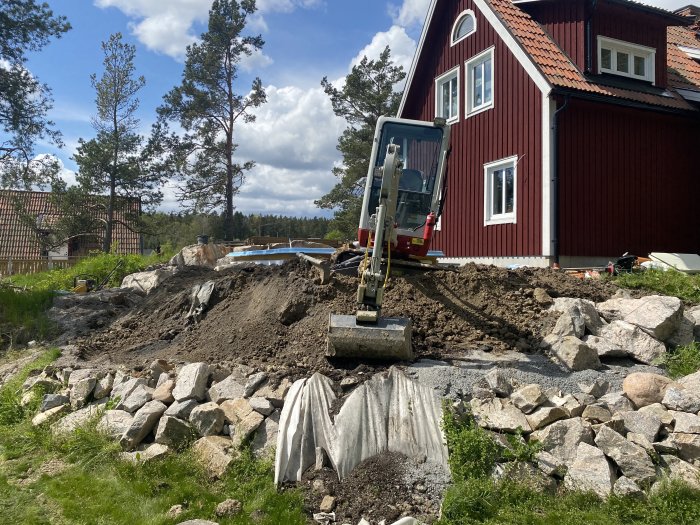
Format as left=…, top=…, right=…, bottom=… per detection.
left=76, top=260, right=617, bottom=383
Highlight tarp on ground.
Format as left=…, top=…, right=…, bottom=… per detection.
left=274, top=367, right=448, bottom=484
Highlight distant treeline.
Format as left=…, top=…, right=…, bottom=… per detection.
left=141, top=211, right=338, bottom=250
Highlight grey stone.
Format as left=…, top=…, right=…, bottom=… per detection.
left=668, top=311, right=697, bottom=348
left=96, top=410, right=134, bottom=439
left=661, top=455, right=700, bottom=490
left=251, top=416, right=279, bottom=458
left=526, top=406, right=568, bottom=431
left=552, top=336, right=601, bottom=371
left=253, top=377, right=292, bottom=407
left=244, top=372, right=268, bottom=398
left=689, top=305, right=700, bottom=340
left=484, top=368, right=511, bottom=397
left=192, top=435, right=238, bottom=479
left=470, top=398, right=532, bottom=433
left=672, top=411, right=700, bottom=434
left=120, top=443, right=170, bottom=463
left=669, top=432, right=700, bottom=461
left=511, top=384, right=547, bottom=414
left=119, top=400, right=167, bottom=450
left=551, top=308, right=585, bottom=339
left=662, top=387, right=700, bottom=413
left=653, top=439, right=678, bottom=455
left=621, top=411, right=662, bottom=442
left=578, top=379, right=609, bottom=398
left=550, top=393, right=585, bottom=418
left=564, top=442, right=616, bottom=499
left=222, top=398, right=265, bottom=446
left=52, top=401, right=106, bottom=434
left=152, top=379, right=175, bottom=403
left=493, top=462, right=557, bottom=493
left=623, top=373, right=676, bottom=408
left=678, top=370, right=700, bottom=392
left=597, top=392, right=635, bottom=414
left=613, top=476, right=645, bottom=499
left=533, top=288, right=553, bottom=306
left=572, top=392, right=596, bottom=405
left=599, top=321, right=666, bottom=364
left=627, top=432, right=656, bottom=456
left=68, top=369, right=97, bottom=386
left=121, top=268, right=175, bottom=295
left=249, top=396, right=274, bottom=416
left=112, top=377, right=147, bottom=407
left=173, top=362, right=209, bottom=402
left=319, top=495, right=336, bottom=513
left=582, top=405, right=612, bottom=423
left=215, top=498, right=242, bottom=517
left=155, top=415, right=194, bottom=446
left=551, top=298, right=605, bottom=335
left=638, top=403, right=674, bottom=426
left=121, top=383, right=154, bottom=413
left=530, top=417, right=594, bottom=463
left=70, top=377, right=96, bottom=409
left=32, top=404, right=69, bottom=426
left=189, top=402, right=224, bottom=436
left=165, top=399, right=199, bottom=420
left=176, top=521, right=218, bottom=525
left=208, top=374, right=245, bottom=404
left=535, top=450, right=566, bottom=478
left=93, top=373, right=114, bottom=400
left=583, top=335, right=626, bottom=358
left=623, top=295, right=683, bottom=342
left=40, top=393, right=69, bottom=412
left=595, top=426, right=657, bottom=485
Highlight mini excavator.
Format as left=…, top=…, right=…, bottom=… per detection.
left=327, top=116, right=451, bottom=361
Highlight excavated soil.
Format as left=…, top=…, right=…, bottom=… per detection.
left=76, top=260, right=617, bottom=382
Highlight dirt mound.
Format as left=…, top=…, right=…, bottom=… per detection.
left=76, top=260, right=616, bottom=382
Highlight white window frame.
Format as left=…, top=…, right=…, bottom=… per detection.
left=434, top=66, right=460, bottom=123
left=483, top=155, right=518, bottom=226
left=597, top=36, right=656, bottom=84
left=466, top=47, right=495, bottom=118
left=451, top=9, right=477, bottom=46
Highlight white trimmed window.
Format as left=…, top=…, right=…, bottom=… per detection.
left=451, top=10, right=476, bottom=45
left=484, top=156, right=517, bottom=225
left=466, top=47, right=494, bottom=117
left=598, top=36, right=655, bottom=83
left=435, top=66, right=459, bottom=123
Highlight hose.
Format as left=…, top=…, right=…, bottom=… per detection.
left=383, top=236, right=391, bottom=288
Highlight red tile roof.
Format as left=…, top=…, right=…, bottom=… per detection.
left=0, top=190, right=142, bottom=259
left=488, top=0, right=698, bottom=111
left=667, top=25, right=700, bottom=93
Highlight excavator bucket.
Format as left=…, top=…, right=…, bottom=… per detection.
left=326, top=314, right=413, bottom=360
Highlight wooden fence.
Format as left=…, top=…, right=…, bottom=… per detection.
left=0, top=257, right=86, bottom=278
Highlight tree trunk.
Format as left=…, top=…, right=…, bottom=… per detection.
left=103, top=178, right=115, bottom=252
left=224, top=134, right=234, bottom=241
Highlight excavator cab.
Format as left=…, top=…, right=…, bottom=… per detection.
left=327, top=117, right=451, bottom=361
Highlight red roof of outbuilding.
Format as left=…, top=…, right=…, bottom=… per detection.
left=488, top=0, right=697, bottom=110
left=667, top=25, right=700, bottom=93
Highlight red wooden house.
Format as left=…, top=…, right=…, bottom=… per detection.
left=399, top=0, right=700, bottom=267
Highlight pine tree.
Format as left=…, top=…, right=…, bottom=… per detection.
left=316, top=46, right=405, bottom=238
left=154, top=0, right=267, bottom=241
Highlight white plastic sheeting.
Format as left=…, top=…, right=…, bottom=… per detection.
left=274, top=367, right=448, bottom=484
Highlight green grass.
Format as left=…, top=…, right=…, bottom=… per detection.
left=0, top=350, right=306, bottom=525
left=614, top=269, right=700, bottom=304
left=662, top=342, right=700, bottom=379
left=0, top=287, right=57, bottom=348
left=4, top=250, right=174, bottom=292
left=439, top=404, right=700, bottom=525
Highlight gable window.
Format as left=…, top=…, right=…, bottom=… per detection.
left=484, top=156, right=517, bottom=225
left=451, top=10, right=476, bottom=45
left=435, top=66, right=459, bottom=122
left=597, top=36, right=655, bottom=83
left=466, top=47, right=494, bottom=117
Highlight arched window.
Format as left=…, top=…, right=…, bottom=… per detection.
left=451, top=10, right=476, bottom=45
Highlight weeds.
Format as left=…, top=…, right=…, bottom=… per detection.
left=662, top=342, right=700, bottom=379
left=614, top=269, right=700, bottom=304
left=0, top=287, right=56, bottom=348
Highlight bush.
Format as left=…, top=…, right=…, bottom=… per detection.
left=663, top=342, right=700, bottom=379
left=0, top=287, right=56, bottom=348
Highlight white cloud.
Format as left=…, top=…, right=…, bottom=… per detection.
left=351, top=25, right=417, bottom=74
left=389, top=0, right=431, bottom=28
left=240, top=47, right=274, bottom=72
left=95, top=0, right=323, bottom=60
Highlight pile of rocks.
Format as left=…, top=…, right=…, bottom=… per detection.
left=467, top=368, right=700, bottom=498
left=543, top=294, right=700, bottom=370
left=24, top=359, right=288, bottom=476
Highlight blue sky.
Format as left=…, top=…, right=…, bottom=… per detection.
left=26, top=0, right=689, bottom=216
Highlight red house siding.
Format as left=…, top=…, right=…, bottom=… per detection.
left=401, top=0, right=543, bottom=258
left=592, top=3, right=669, bottom=87
left=557, top=99, right=700, bottom=257
left=525, top=0, right=587, bottom=71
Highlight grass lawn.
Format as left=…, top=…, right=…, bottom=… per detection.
left=614, top=269, right=700, bottom=304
